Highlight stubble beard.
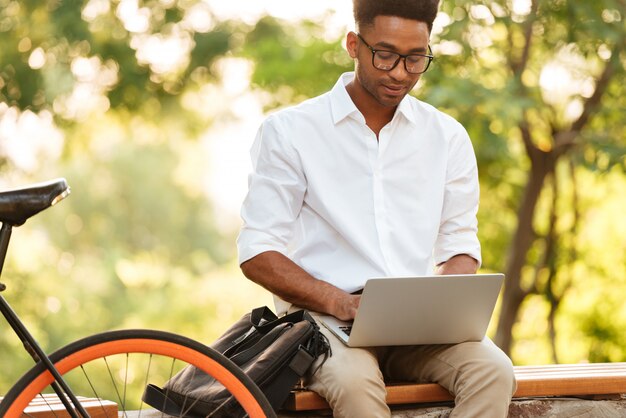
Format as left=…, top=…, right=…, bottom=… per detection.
left=356, top=67, right=413, bottom=109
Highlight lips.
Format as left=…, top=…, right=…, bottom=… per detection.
left=381, top=84, right=407, bottom=96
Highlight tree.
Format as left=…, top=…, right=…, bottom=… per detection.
left=243, top=2, right=626, bottom=359
left=0, top=0, right=240, bottom=388
left=0, top=1, right=347, bottom=390
left=423, top=0, right=625, bottom=355
left=1, top=2, right=625, bottom=392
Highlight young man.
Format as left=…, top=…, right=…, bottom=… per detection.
left=237, top=0, right=516, bottom=416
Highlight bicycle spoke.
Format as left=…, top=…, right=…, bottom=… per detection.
left=139, top=354, right=154, bottom=418
left=139, top=353, right=173, bottom=417
left=123, top=353, right=129, bottom=412
left=30, top=393, right=61, bottom=418
left=166, top=357, right=187, bottom=418
left=79, top=364, right=116, bottom=418
left=0, top=330, right=275, bottom=418
left=103, top=356, right=129, bottom=418
left=178, top=365, right=199, bottom=417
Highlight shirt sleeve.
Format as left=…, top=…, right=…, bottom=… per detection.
left=237, top=115, right=306, bottom=265
left=433, top=126, right=482, bottom=267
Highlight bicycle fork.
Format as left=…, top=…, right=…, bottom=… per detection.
left=0, top=223, right=90, bottom=418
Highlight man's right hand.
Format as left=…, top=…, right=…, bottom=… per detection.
left=241, top=251, right=361, bottom=320
left=330, top=292, right=361, bottom=321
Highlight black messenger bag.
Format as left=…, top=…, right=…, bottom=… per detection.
left=143, top=306, right=330, bottom=418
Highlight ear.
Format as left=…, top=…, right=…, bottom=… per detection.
left=346, top=31, right=358, bottom=59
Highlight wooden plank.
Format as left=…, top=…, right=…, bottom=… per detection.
left=514, top=363, right=626, bottom=375
left=516, top=375, right=626, bottom=398
left=283, top=363, right=626, bottom=411
left=0, top=394, right=118, bottom=418
left=284, top=382, right=455, bottom=411
left=385, top=383, right=452, bottom=405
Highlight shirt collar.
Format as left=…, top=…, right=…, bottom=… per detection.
left=330, top=72, right=360, bottom=125
left=395, top=93, right=417, bottom=125
left=330, top=72, right=417, bottom=126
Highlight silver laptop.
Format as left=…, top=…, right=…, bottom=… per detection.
left=318, top=274, right=504, bottom=347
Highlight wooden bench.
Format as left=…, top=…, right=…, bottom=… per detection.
left=283, top=362, right=626, bottom=411
left=0, top=394, right=118, bottom=418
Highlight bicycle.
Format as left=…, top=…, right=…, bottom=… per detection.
left=0, top=178, right=277, bottom=417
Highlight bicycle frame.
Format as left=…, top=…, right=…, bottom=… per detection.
left=0, top=180, right=276, bottom=418
left=0, top=222, right=90, bottom=418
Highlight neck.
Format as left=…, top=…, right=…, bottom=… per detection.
left=345, top=80, right=396, bottom=137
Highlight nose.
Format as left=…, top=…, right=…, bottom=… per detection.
left=388, top=57, right=410, bottom=80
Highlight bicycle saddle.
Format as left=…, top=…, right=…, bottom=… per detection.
left=0, top=178, right=70, bottom=226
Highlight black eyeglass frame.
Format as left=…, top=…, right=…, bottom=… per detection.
left=356, top=33, right=434, bottom=74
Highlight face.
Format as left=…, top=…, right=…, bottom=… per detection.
left=347, top=15, right=430, bottom=108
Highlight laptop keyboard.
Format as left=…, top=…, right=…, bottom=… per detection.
left=339, top=326, right=352, bottom=336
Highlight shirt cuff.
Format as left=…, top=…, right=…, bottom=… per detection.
left=433, top=232, right=482, bottom=268
left=237, top=232, right=289, bottom=265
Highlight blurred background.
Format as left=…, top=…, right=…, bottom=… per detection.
left=0, top=0, right=624, bottom=392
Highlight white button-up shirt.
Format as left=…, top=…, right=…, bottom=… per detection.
left=238, top=72, right=481, bottom=314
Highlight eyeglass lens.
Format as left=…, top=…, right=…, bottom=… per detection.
left=374, top=51, right=429, bottom=74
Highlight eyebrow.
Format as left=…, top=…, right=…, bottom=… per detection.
left=374, top=41, right=428, bottom=54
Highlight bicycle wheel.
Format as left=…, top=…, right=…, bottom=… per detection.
left=0, top=329, right=277, bottom=418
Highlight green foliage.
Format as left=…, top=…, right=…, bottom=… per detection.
left=425, top=0, right=626, bottom=172
left=416, top=0, right=625, bottom=359
left=0, top=0, right=234, bottom=120
left=0, top=109, right=271, bottom=389
left=241, top=16, right=352, bottom=107
left=0, top=0, right=268, bottom=391
left=0, top=0, right=625, bottom=396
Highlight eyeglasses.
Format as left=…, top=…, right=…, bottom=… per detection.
left=356, top=33, right=434, bottom=75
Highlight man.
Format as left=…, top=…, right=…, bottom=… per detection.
left=237, top=0, right=516, bottom=416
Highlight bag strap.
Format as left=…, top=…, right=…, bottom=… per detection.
left=143, top=384, right=204, bottom=418
left=224, top=306, right=278, bottom=354
left=226, top=307, right=325, bottom=359
left=225, top=307, right=310, bottom=357
left=251, top=308, right=327, bottom=363
left=250, top=306, right=278, bottom=327
left=250, top=307, right=313, bottom=334
left=225, top=323, right=289, bottom=362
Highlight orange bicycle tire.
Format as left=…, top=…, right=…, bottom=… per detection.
left=0, top=329, right=276, bottom=418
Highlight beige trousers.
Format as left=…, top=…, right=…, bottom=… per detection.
left=306, top=322, right=517, bottom=418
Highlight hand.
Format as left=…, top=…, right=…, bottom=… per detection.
left=331, top=293, right=361, bottom=321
